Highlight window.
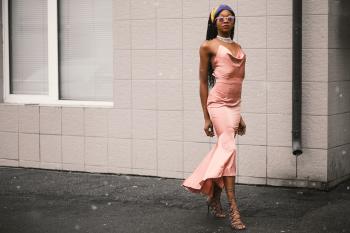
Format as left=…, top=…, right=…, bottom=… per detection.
left=2, top=0, right=113, bottom=106
left=9, top=0, right=49, bottom=95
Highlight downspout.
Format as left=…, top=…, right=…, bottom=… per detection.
left=292, top=0, right=303, bottom=156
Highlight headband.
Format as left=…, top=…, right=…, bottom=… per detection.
left=210, top=4, right=235, bottom=23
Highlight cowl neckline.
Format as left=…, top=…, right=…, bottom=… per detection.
left=217, top=44, right=246, bottom=60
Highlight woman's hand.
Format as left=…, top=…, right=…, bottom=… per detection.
left=204, top=118, right=215, bottom=137
left=237, top=116, right=246, bottom=136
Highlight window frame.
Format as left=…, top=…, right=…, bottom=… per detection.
left=2, top=0, right=113, bottom=107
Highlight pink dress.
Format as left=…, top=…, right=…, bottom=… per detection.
left=182, top=44, right=246, bottom=198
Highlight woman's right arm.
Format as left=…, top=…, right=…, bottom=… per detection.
left=198, top=41, right=214, bottom=137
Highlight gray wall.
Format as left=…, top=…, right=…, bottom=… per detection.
left=0, top=1, right=3, bottom=103
left=327, top=0, right=350, bottom=184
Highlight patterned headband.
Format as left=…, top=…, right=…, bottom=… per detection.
left=210, top=4, right=235, bottom=23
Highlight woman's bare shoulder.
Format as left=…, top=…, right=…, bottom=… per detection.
left=233, top=41, right=243, bottom=49
left=199, top=40, right=216, bottom=54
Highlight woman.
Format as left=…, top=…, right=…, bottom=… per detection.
left=182, top=4, right=247, bottom=231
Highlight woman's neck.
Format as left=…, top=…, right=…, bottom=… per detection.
left=217, top=32, right=230, bottom=38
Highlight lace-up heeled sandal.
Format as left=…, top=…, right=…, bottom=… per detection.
left=206, top=186, right=226, bottom=218
left=228, top=202, right=246, bottom=230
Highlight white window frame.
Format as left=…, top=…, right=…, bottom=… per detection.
left=2, top=0, right=113, bottom=107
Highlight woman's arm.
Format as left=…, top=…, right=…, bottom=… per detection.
left=198, top=41, right=211, bottom=121
left=198, top=41, right=214, bottom=137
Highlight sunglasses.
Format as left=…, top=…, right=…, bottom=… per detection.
left=215, top=16, right=235, bottom=23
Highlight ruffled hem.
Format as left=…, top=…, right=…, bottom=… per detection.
left=182, top=130, right=237, bottom=198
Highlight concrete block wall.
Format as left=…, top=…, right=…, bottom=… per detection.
left=232, top=0, right=329, bottom=188
left=0, top=2, right=3, bottom=103
left=327, top=0, right=350, bottom=186
left=0, top=0, right=348, bottom=189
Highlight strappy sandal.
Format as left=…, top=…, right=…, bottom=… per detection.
left=229, top=202, right=246, bottom=230
left=207, top=197, right=226, bottom=218
left=206, top=186, right=226, bottom=218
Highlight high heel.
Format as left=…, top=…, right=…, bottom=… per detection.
left=206, top=197, right=226, bottom=218
left=206, top=185, right=226, bottom=218
left=228, top=202, right=246, bottom=230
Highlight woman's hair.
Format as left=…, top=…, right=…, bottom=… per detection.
left=206, top=4, right=236, bottom=88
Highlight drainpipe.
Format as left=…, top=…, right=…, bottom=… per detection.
left=292, top=0, right=303, bottom=156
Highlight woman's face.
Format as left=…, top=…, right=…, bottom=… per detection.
left=215, top=10, right=235, bottom=34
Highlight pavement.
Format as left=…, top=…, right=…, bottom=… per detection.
left=0, top=166, right=350, bottom=233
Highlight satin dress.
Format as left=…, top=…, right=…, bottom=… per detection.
left=182, top=44, right=246, bottom=198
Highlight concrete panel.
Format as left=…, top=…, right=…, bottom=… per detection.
left=302, top=15, right=328, bottom=49
left=40, top=106, right=61, bottom=135
left=297, top=148, right=327, bottom=182
left=157, top=80, right=182, bottom=110
left=267, top=146, right=296, bottom=179
left=132, top=139, right=157, bottom=170
left=108, top=109, right=132, bottom=138
left=184, top=111, right=210, bottom=143
left=267, top=81, right=292, bottom=114
left=114, top=20, right=131, bottom=49
left=0, top=132, right=18, bottom=160
left=244, top=49, right=267, bottom=81
left=237, top=0, right=266, bottom=16
left=156, top=50, right=182, bottom=80
left=114, top=80, right=132, bottom=109
left=157, top=140, right=183, bottom=172
left=267, top=49, right=292, bottom=82
left=302, top=49, right=328, bottom=82
left=267, top=114, right=291, bottom=147
left=328, top=143, right=350, bottom=181
left=183, top=49, right=199, bottom=81
left=267, top=0, right=292, bottom=16
left=85, top=137, right=108, bottom=166
left=239, top=113, right=267, bottom=145
left=19, top=105, right=39, bottom=134
left=156, top=0, right=182, bottom=18
left=62, top=107, right=84, bottom=136
left=183, top=0, right=209, bottom=18
left=131, top=19, right=156, bottom=49
left=132, top=109, right=157, bottom=140
left=241, top=81, right=267, bottom=113
left=108, top=138, right=132, bottom=167
left=0, top=105, right=18, bottom=132
left=130, top=0, right=156, bottom=19
left=114, top=50, right=131, bottom=80
left=238, top=144, right=266, bottom=177
left=156, top=19, right=182, bottom=49
left=40, top=134, right=61, bottom=163
left=113, top=0, right=130, bottom=20
left=302, top=115, right=328, bottom=149
left=85, top=108, right=108, bottom=137
left=157, top=111, right=183, bottom=141
left=183, top=18, right=208, bottom=49
left=267, top=16, right=292, bottom=49
left=19, top=133, right=39, bottom=161
left=132, top=50, right=156, bottom=80
left=183, top=81, right=201, bottom=111
left=62, top=135, right=84, bottom=165
left=184, top=142, right=210, bottom=172
left=132, top=80, right=157, bottom=110
left=237, top=16, right=267, bottom=48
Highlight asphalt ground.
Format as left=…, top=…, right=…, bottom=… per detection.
left=1, top=166, right=350, bottom=233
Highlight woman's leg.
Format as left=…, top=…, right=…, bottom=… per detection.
left=223, top=176, right=246, bottom=230
left=207, top=181, right=226, bottom=218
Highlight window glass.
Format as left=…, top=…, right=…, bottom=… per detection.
left=10, top=0, right=48, bottom=95
left=58, top=0, right=113, bottom=101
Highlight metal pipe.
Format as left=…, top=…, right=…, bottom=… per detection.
left=292, top=0, right=303, bottom=156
